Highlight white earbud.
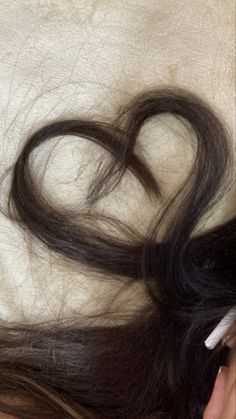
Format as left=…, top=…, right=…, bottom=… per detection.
left=204, top=307, right=236, bottom=350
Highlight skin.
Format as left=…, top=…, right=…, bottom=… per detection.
left=203, top=350, right=236, bottom=418
left=0, top=410, right=16, bottom=419
left=203, top=325, right=236, bottom=419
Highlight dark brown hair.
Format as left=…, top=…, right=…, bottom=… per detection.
left=0, top=86, right=235, bottom=418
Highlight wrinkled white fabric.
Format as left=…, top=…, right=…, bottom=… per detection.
left=0, top=0, right=235, bottom=323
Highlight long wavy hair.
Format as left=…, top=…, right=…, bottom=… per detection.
left=0, top=86, right=235, bottom=419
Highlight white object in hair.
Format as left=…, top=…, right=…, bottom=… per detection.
left=204, top=308, right=236, bottom=350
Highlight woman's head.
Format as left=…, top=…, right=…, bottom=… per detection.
left=0, top=87, right=235, bottom=418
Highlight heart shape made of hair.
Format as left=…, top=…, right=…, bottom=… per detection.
left=8, top=86, right=232, bottom=279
